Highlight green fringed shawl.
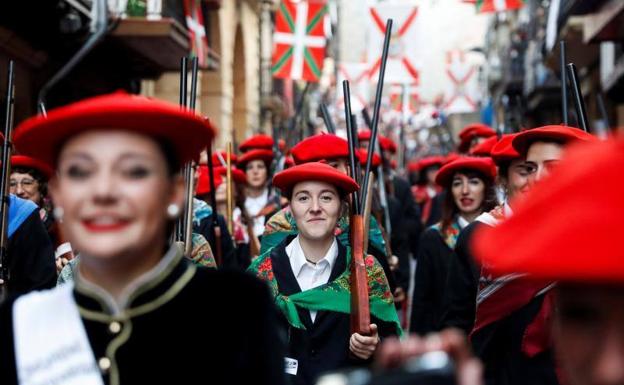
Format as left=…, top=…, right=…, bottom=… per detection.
left=430, top=219, right=462, bottom=250
left=260, top=207, right=387, bottom=257
left=248, top=242, right=403, bottom=336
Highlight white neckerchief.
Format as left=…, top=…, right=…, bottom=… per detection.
left=285, top=236, right=338, bottom=322
left=13, top=283, right=104, bottom=385
left=457, top=215, right=470, bottom=229
left=245, top=188, right=269, bottom=237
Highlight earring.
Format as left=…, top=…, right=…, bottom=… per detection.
left=167, top=203, right=180, bottom=218
left=53, top=206, right=64, bottom=220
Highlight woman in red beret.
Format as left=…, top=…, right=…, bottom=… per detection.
left=409, top=156, right=444, bottom=225
left=469, top=125, right=595, bottom=385
left=238, top=148, right=278, bottom=255
left=248, top=162, right=401, bottom=385
left=409, top=157, right=497, bottom=335
left=0, top=93, right=284, bottom=385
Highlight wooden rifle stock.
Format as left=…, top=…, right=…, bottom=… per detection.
left=350, top=215, right=371, bottom=336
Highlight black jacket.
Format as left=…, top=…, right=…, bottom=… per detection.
left=410, top=226, right=455, bottom=334
left=0, top=250, right=285, bottom=385
left=440, top=221, right=482, bottom=334
left=270, top=236, right=397, bottom=385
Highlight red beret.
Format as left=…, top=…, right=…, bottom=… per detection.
left=11, top=155, right=54, bottom=179
left=236, top=149, right=274, bottom=168
left=211, top=151, right=237, bottom=167
left=357, top=130, right=397, bottom=153
left=214, top=166, right=247, bottom=185
left=390, top=159, right=397, bottom=170
left=357, top=149, right=382, bottom=168
left=443, top=152, right=460, bottom=165
left=418, top=156, right=445, bottom=170
left=435, top=156, right=497, bottom=187
left=490, top=134, right=521, bottom=164
left=291, top=133, right=349, bottom=164
left=273, top=162, right=359, bottom=196
left=278, top=139, right=286, bottom=152
left=239, top=134, right=274, bottom=152
left=473, top=138, right=624, bottom=283
left=469, top=136, right=498, bottom=157
left=458, top=124, right=496, bottom=153
left=407, top=161, right=420, bottom=173
left=284, top=156, right=295, bottom=169
left=512, top=125, right=596, bottom=155
left=13, top=92, right=216, bottom=168
left=196, top=165, right=223, bottom=196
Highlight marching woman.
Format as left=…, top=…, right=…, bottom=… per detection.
left=249, top=162, right=401, bottom=385
left=237, top=135, right=280, bottom=242
left=410, top=156, right=444, bottom=225
left=410, top=156, right=498, bottom=335
left=0, top=92, right=284, bottom=385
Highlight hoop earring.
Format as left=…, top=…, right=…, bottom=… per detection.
left=167, top=203, right=180, bottom=219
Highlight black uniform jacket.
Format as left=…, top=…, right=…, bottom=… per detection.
left=410, top=226, right=455, bottom=334
left=8, top=209, right=56, bottom=295
left=440, top=221, right=482, bottom=334
left=270, top=236, right=397, bottom=385
left=0, top=245, right=286, bottom=385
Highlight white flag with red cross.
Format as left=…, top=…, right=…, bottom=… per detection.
left=475, top=0, right=525, bottom=13
left=183, top=0, right=209, bottom=68
left=272, top=0, right=328, bottom=82
left=367, top=5, right=422, bottom=84
left=336, top=62, right=370, bottom=112
left=444, top=50, right=480, bottom=114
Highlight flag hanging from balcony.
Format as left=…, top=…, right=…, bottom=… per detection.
left=272, top=0, right=328, bottom=82
left=475, top=0, right=525, bottom=13
left=183, top=0, right=209, bottom=67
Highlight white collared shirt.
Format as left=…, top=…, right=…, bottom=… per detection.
left=457, top=215, right=470, bottom=229
left=285, top=236, right=338, bottom=322
left=245, top=188, right=269, bottom=237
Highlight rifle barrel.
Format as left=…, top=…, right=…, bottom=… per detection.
left=342, top=80, right=360, bottom=215
left=320, top=103, right=336, bottom=134
left=560, top=41, right=568, bottom=126
left=566, top=63, right=589, bottom=133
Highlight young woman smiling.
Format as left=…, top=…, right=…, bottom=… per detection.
left=0, top=93, right=283, bottom=385
left=410, top=157, right=497, bottom=335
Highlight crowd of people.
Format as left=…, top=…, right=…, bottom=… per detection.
left=0, top=90, right=621, bottom=385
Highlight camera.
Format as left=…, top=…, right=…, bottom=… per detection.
left=316, top=351, right=456, bottom=385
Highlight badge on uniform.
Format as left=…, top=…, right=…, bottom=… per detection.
left=284, top=357, right=298, bottom=375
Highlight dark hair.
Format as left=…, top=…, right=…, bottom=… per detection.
left=11, top=166, right=48, bottom=198
left=415, top=165, right=440, bottom=186
left=440, top=169, right=497, bottom=233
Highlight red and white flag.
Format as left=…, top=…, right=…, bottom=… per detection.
left=272, top=0, right=328, bottom=82
left=183, top=0, right=209, bottom=67
left=475, top=0, right=525, bottom=13
left=389, top=84, right=419, bottom=113
left=444, top=50, right=480, bottom=114
left=367, top=5, right=422, bottom=84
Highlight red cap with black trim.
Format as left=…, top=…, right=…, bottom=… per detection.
left=435, top=156, right=497, bottom=187
left=511, top=125, right=596, bottom=155
left=237, top=149, right=274, bottom=169
left=13, top=92, right=216, bottom=168
left=11, top=155, right=54, bottom=179
left=273, top=161, right=359, bottom=197
left=239, top=134, right=274, bottom=153
left=291, top=133, right=349, bottom=164
left=472, top=138, right=624, bottom=283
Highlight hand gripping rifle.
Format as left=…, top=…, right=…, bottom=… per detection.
left=0, top=62, right=15, bottom=299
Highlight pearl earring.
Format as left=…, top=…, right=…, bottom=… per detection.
left=53, top=206, right=64, bottom=220
left=167, top=204, right=180, bottom=218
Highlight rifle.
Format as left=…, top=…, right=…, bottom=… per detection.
left=560, top=41, right=569, bottom=126
left=0, top=61, right=15, bottom=299
left=320, top=103, right=336, bottom=134
left=225, top=143, right=234, bottom=235
left=343, top=79, right=370, bottom=336
left=175, top=57, right=189, bottom=244
left=566, top=63, right=589, bottom=133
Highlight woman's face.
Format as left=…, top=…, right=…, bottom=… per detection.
left=214, top=181, right=237, bottom=204
left=451, top=172, right=485, bottom=217
left=10, top=171, right=43, bottom=205
left=526, top=141, right=564, bottom=188
left=553, top=284, right=624, bottom=385
left=290, top=180, right=341, bottom=242
left=326, top=158, right=349, bottom=175
left=505, top=158, right=531, bottom=201
left=426, top=166, right=439, bottom=185
left=245, top=160, right=268, bottom=188
left=50, top=130, right=184, bottom=261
